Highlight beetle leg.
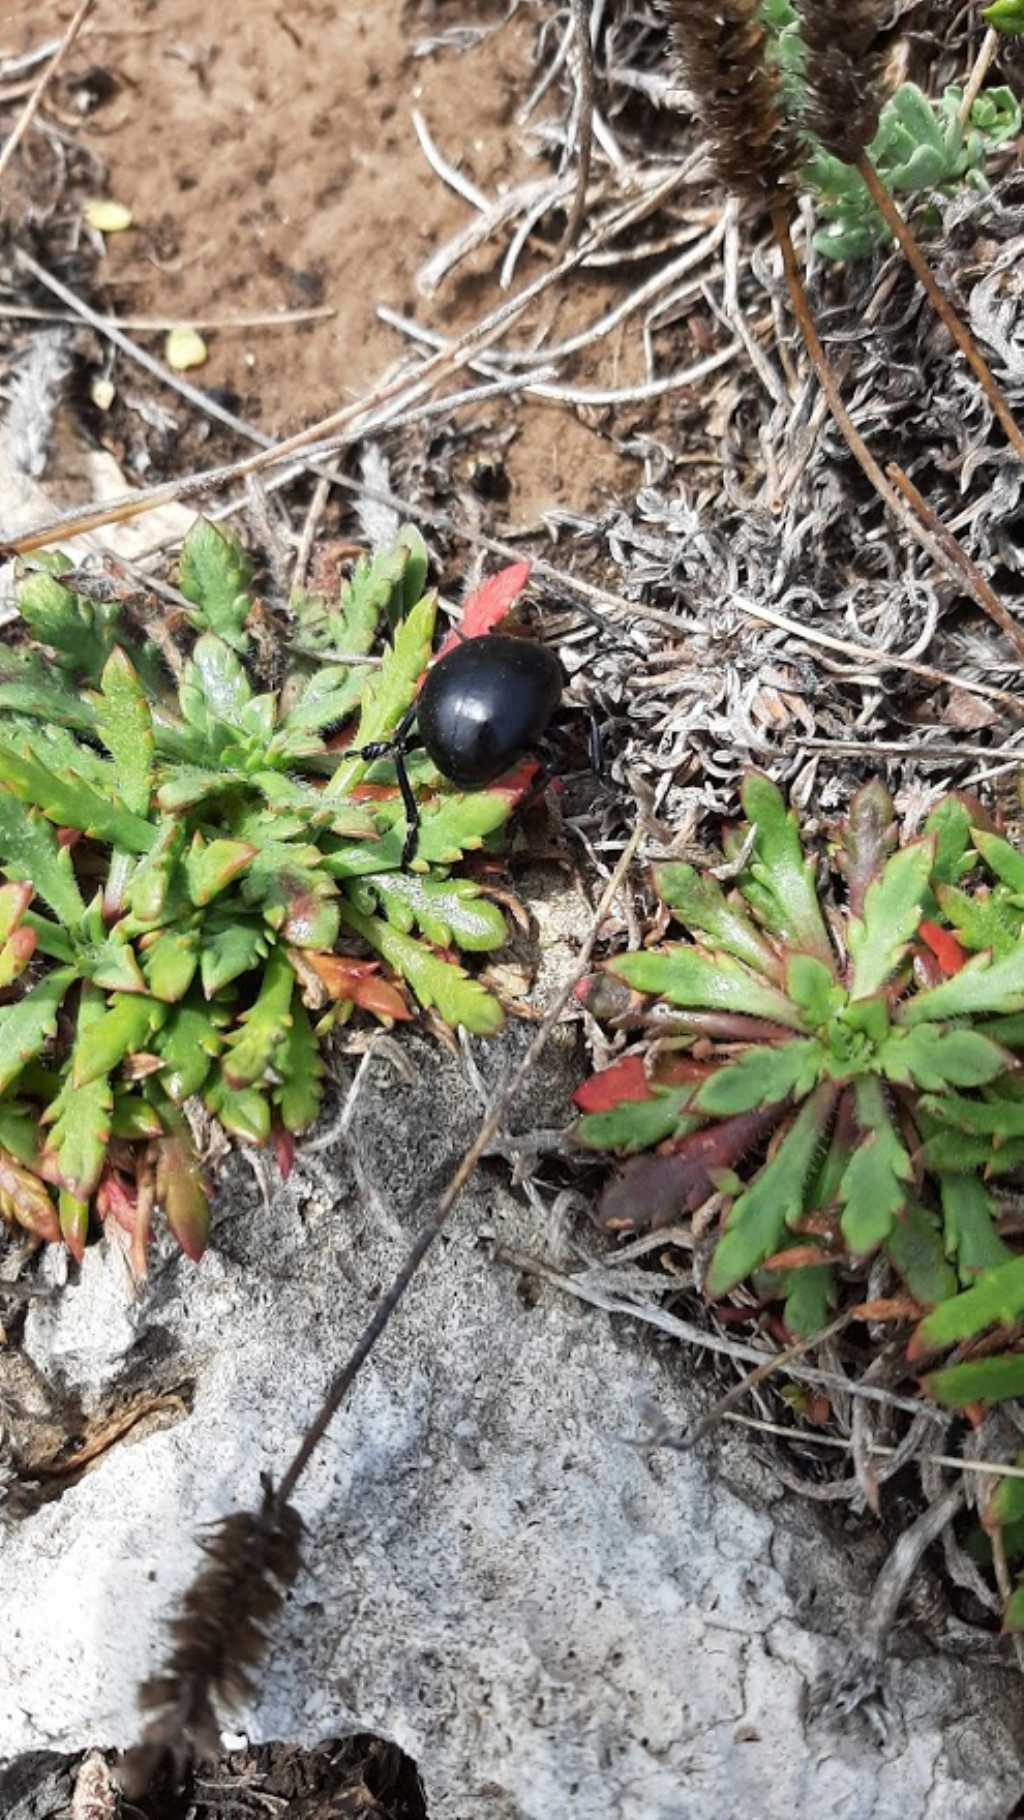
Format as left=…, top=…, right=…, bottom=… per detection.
left=350, top=702, right=419, bottom=765
left=395, top=749, right=422, bottom=869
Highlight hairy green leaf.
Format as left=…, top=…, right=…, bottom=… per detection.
left=695, top=1038, right=824, bottom=1115
left=40, top=989, right=112, bottom=1198
left=339, top=901, right=503, bottom=1034
left=736, top=772, right=834, bottom=968
left=974, top=828, right=1024, bottom=894
left=96, top=648, right=153, bottom=814
left=199, top=918, right=271, bottom=997
left=917, top=1089, right=1024, bottom=1140
left=941, top=1175, right=1011, bottom=1279
left=935, top=883, right=1021, bottom=958
left=72, top=993, right=164, bottom=1088
left=900, top=943, right=1024, bottom=1024
left=925, top=1354, right=1024, bottom=1409
left=178, top=519, right=254, bottom=650
left=707, top=1083, right=837, bottom=1297
left=0, top=969, right=75, bottom=1094
left=223, top=946, right=294, bottom=1087
left=911, top=1255, right=1024, bottom=1355
left=574, top=1092, right=703, bottom=1155
left=924, top=795, right=976, bottom=888
left=653, top=862, right=783, bottom=979
left=0, top=740, right=155, bottom=852
left=785, top=954, right=841, bottom=1028
left=185, top=835, right=256, bottom=906
left=848, top=838, right=933, bottom=999
left=157, top=997, right=226, bottom=1100
left=141, top=928, right=200, bottom=1002
left=0, top=797, right=84, bottom=928
left=16, top=561, right=118, bottom=679
left=782, top=1263, right=837, bottom=1337
left=879, top=1024, right=1011, bottom=1091
left=346, top=872, right=508, bottom=952
left=325, top=592, right=437, bottom=799
left=609, top=945, right=806, bottom=1031
left=838, top=1077, right=911, bottom=1255
left=273, top=999, right=324, bottom=1131
left=204, top=1069, right=270, bottom=1143
left=885, top=1202, right=957, bottom=1306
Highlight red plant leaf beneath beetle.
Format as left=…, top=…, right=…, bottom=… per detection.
left=435, top=560, right=532, bottom=661
left=918, top=920, right=967, bottom=976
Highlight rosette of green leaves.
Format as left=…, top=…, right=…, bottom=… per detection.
left=0, top=520, right=523, bottom=1260
left=574, top=775, right=1024, bottom=1355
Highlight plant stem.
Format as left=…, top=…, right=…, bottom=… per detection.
left=856, top=152, right=1024, bottom=466
left=771, top=205, right=1024, bottom=660
left=958, top=25, right=1001, bottom=126
left=274, top=823, right=644, bottom=1508
left=886, top=461, right=1024, bottom=659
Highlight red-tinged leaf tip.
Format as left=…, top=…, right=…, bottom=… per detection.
left=57, top=827, right=82, bottom=849
left=487, top=759, right=541, bottom=802
left=435, top=561, right=533, bottom=661
left=272, top=1124, right=295, bottom=1181
left=95, top=1171, right=138, bottom=1235
left=59, top=1193, right=89, bottom=1263
left=572, top=1055, right=652, bottom=1113
left=156, top=1135, right=210, bottom=1262
left=918, top=920, right=967, bottom=976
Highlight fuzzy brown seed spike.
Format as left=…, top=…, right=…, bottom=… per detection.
left=118, top=1486, right=303, bottom=1800
left=667, top=0, right=798, bottom=200
left=796, top=0, right=884, bottom=163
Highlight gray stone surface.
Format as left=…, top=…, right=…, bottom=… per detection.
left=2, top=1031, right=1023, bottom=1819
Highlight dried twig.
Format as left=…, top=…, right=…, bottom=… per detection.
left=0, top=303, right=335, bottom=332
left=559, top=0, right=595, bottom=254
left=0, top=0, right=95, bottom=192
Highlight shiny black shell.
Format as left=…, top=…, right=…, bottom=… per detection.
left=418, top=634, right=563, bottom=787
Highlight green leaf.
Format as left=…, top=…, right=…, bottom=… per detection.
left=912, top=1255, right=1024, bottom=1355
left=110, top=1094, right=164, bottom=1140
left=0, top=1150, right=58, bottom=1240
left=155, top=763, right=247, bottom=812
left=782, top=1263, right=837, bottom=1337
left=339, top=900, right=504, bottom=1034
left=695, top=1038, right=825, bottom=1115
left=96, top=648, right=153, bottom=815
left=973, top=828, right=1024, bottom=893
left=142, top=928, right=200, bottom=1002
left=199, top=918, right=271, bottom=997
left=0, top=741, right=155, bottom=852
left=978, top=1013, right=1024, bottom=1048
left=917, top=1089, right=1024, bottom=1140
left=204, top=1069, right=270, bottom=1143
left=185, top=835, right=257, bottom=906
left=707, top=1083, right=837, bottom=1297
left=609, top=945, right=806, bottom=1031
left=989, top=1454, right=1024, bottom=1529
left=155, top=1130, right=210, bottom=1260
left=58, top=1190, right=89, bottom=1259
left=0, top=969, right=75, bottom=1093
left=39, top=988, right=111, bottom=1198
left=941, top=1175, right=1011, bottom=1280
left=736, top=773, right=834, bottom=968
left=16, top=562, right=117, bottom=679
left=900, top=942, right=1024, bottom=1024
left=325, top=592, right=437, bottom=799
left=178, top=519, right=254, bottom=650
left=840, top=779, right=896, bottom=914
left=157, top=997, right=225, bottom=1100
left=848, top=838, right=932, bottom=1000
left=878, top=1024, right=1011, bottom=1091
left=925, top=796, right=976, bottom=887
left=837, top=1077, right=910, bottom=1255
left=346, top=872, right=508, bottom=952
left=935, top=883, right=1021, bottom=958
left=127, top=819, right=187, bottom=925
left=72, top=993, right=164, bottom=1088
left=223, top=947, right=294, bottom=1087
left=926, top=1355, right=1024, bottom=1409
left=78, top=930, right=147, bottom=994
left=186, top=633, right=253, bottom=729
left=653, top=862, right=783, bottom=979
left=0, top=1102, right=44, bottom=1165
left=574, top=1091, right=702, bottom=1155
left=0, top=798, right=84, bottom=928
left=983, top=0, right=1024, bottom=36
left=885, top=1202, right=957, bottom=1307
left=785, top=954, right=841, bottom=1028
left=0, top=676, right=99, bottom=735
left=238, top=842, right=339, bottom=948
left=273, top=1000, right=324, bottom=1131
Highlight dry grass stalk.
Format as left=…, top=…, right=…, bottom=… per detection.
left=0, top=0, right=95, bottom=193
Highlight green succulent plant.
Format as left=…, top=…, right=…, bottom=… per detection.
left=762, top=0, right=1021, bottom=260
left=0, top=522, right=530, bottom=1265
left=573, top=775, right=1024, bottom=1412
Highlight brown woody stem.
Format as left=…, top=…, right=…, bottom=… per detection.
left=856, top=152, right=1024, bottom=467
left=771, top=204, right=1024, bottom=661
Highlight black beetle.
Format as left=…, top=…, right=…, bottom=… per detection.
left=353, top=633, right=564, bottom=867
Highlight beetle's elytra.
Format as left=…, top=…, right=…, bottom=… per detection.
left=418, top=634, right=564, bottom=788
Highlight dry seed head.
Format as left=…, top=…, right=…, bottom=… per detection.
left=667, top=0, right=799, bottom=200
left=796, top=0, right=885, bottom=163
